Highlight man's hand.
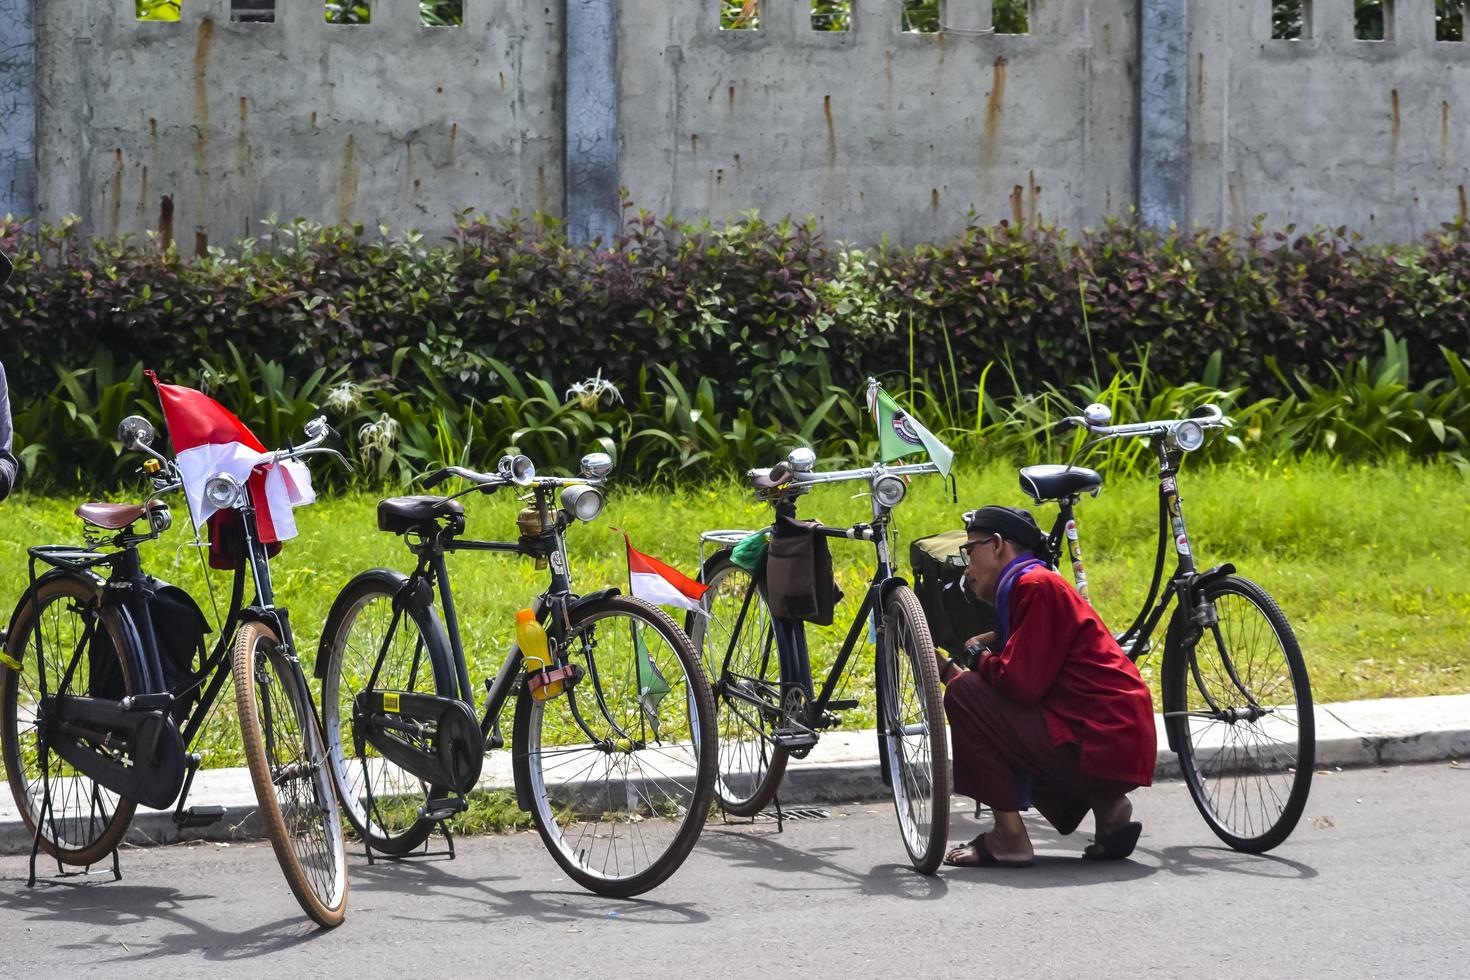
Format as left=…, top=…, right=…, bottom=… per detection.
left=966, top=631, right=997, bottom=654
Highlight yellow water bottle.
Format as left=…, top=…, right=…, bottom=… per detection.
left=517, top=609, right=563, bottom=700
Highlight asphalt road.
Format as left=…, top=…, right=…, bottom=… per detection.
left=0, top=763, right=1465, bottom=978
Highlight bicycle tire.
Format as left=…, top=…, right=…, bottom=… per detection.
left=878, top=585, right=950, bottom=874
left=319, top=569, right=454, bottom=854
left=687, top=553, right=788, bottom=817
left=0, top=573, right=138, bottom=865
left=234, top=620, right=349, bottom=927
left=513, top=594, right=717, bottom=897
left=1163, top=574, right=1314, bottom=853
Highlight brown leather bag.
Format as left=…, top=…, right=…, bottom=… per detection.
left=766, top=513, right=843, bottom=625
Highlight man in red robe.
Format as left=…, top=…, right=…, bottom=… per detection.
left=937, top=506, right=1156, bottom=867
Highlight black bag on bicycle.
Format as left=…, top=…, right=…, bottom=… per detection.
left=909, top=530, right=995, bottom=659
left=88, top=578, right=209, bottom=723
left=766, top=513, right=843, bottom=625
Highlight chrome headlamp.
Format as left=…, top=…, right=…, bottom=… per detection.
left=1169, top=420, right=1206, bottom=453
left=873, top=474, right=908, bottom=508
left=203, top=473, right=244, bottom=510
left=560, top=484, right=605, bottom=523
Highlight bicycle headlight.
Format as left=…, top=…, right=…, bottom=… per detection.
left=203, top=473, right=243, bottom=510
left=560, top=484, right=605, bottom=523
left=873, top=474, right=907, bottom=508
left=1170, top=420, right=1206, bottom=453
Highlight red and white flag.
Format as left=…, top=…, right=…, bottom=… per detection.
left=150, top=374, right=315, bottom=544
left=616, top=530, right=709, bottom=614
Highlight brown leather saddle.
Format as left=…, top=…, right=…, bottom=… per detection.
left=76, top=499, right=168, bottom=530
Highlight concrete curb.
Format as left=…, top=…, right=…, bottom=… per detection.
left=3, top=694, right=1466, bottom=854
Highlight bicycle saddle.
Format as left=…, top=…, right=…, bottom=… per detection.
left=377, top=495, right=465, bottom=534
left=1018, top=464, right=1103, bottom=502
left=76, top=500, right=168, bottom=530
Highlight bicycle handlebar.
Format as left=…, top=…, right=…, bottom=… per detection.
left=422, top=465, right=605, bottom=492
left=1057, top=404, right=1228, bottom=442
left=747, top=459, right=940, bottom=492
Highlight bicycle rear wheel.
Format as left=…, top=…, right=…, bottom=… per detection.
left=234, top=621, right=349, bottom=927
left=1164, top=575, right=1314, bottom=853
left=319, top=570, right=452, bottom=854
left=688, top=554, right=788, bottom=817
left=513, top=595, right=716, bottom=897
left=879, top=586, right=950, bottom=874
left=0, top=574, right=138, bottom=865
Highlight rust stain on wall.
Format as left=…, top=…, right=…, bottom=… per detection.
left=1196, top=53, right=1205, bottom=107
left=1027, top=170, right=1041, bottom=227
left=824, top=94, right=837, bottom=166
left=981, top=57, right=1008, bottom=175
left=159, top=195, right=175, bottom=252
left=1010, top=184, right=1024, bottom=226
left=449, top=122, right=458, bottom=167
left=337, top=135, right=359, bottom=224
left=1443, top=101, right=1451, bottom=164
left=1460, top=185, right=1467, bottom=222
left=536, top=165, right=547, bottom=212
left=194, top=227, right=209, bottom=258
left=139, top=166, right=149, bottom=224
left=728, top=84, right=736, bottom=106
left=691, top=133, right=699, bottom=153
left=931, top=188, right=940, bottom=210
left=109, top=149, right=124, bottom=237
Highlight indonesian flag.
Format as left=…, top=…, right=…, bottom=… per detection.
left=149, top=373, right=315, bottom=544
left=615, top=529, right=709, bottom=614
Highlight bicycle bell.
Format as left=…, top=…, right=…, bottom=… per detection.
left=499, top=453, right=536, bottom=486
left=580, top=452, right=613, bottom=479
left=1083, top=404, right=1112, bottom=427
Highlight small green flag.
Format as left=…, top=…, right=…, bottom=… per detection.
left=635, top=627, right=671, bottom=738
left=866, top=379, right=954, bottom=477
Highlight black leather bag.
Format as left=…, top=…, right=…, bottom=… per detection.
left=909, top=530, right=995, bottom=659
left=766, top=514, right=843, bottom=625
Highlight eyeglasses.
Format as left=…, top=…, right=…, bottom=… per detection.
left=959, top=533, right=1001, bottom=559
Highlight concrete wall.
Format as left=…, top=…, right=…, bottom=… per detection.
left=5, top=1, right=1468, bottom=247
left=30, top=0, right=560, bottom=248
left=617, top=0, right=1137, bottom=244
left=1191, top=0, right=1470, bottom=239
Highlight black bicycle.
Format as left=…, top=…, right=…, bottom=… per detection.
left=317, top=452, right=717, bottom=897
left=690, top=449, right=951, bottom=873
left=1019, top=402, right=1314, bottom=853
left=0, top=413, right=350, bottom=926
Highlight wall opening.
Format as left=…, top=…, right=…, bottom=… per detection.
left=423, top=0, right=463, bottom=27
left=136, top=1, right=181, bottom=21
left=326, top=2, right=372, bottom=24
left=1438, top=0, right=1465, bottom=41
left=232, top=0, right=275, bottom=24
left=722, top=0, right=760, bottom=30
left=903, top=0, right=941, bottom=33
left=1354, top=0, right=1390, bottom=41
left=812, top=0, right=851, bottom=31
left=994, top=0, right=1029, bottom=34
left=1271, top=0, right=1307, bottom=39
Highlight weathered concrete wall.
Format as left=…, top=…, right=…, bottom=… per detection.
left=1190, top=0, right=1470, bottom=239
left=33, top=0, right=561, bottom=247
left=617, top=0, right=1138, bottom=244
left=0, top=0, right=37, bottom=220
left=13, top=1, right=1470, bottom=247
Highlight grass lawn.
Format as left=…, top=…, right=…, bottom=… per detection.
left=1, top=457, right=1465, bottom=770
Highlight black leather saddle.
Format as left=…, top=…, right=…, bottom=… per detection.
left=377, top=496, right=466, bottom=534
left=1019, top=464, right=1103, bottom=502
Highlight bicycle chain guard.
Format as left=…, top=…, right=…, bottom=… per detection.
left=353, top=690, right=484, bottom=794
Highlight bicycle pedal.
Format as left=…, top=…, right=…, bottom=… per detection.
left=420, top=796, right=469, bottom=821
left=826, top=699, right=859, bottom=711
left=771, top=727, right=819, bottom=751
left=174, top=805, right=226, bottom=829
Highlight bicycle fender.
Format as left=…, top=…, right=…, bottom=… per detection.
left=876, top=575, right=911, bottom=608
left=1175, top=562, right=1237, bottom=607
left=313, top=568, right=429, bottom=680
left=566, top=587, right=621, bottom=619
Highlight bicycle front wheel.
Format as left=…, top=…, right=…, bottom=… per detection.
left=1164, top=575, right=1314, bottom=853
left=688, top=553, right=787, bottom=817
left=1, top=574, right=138, bottom=865
left=513, top=595, right=716, bottom=897
left=233, top=621, right=349, bottom=927
left=319, top=570, right=453, bottom=854
left=879, top=586, right=950, bottom=874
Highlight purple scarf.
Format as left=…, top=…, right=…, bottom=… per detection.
left=994, top=554, right=1046, bottom=648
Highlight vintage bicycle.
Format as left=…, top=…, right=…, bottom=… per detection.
left=316, top=452, right=717, bottom=897
left=1012, top=402, right=1315, bottom=852
left=689, top=449, right=951, bottom=873
left=0, top=410, right=350, bottom=926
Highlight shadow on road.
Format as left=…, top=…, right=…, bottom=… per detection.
left=347, top=853, right=712, bottom=927
left=0, top=875, right=322, bottom=960
left=1141, top=844, right=1319, bottom=881
left=697, top=826, right=950, bottom=900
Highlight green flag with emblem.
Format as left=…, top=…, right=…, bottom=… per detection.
left=636, top=626, right=671, bottom=738
left=866, top=379, right=954, bottom=477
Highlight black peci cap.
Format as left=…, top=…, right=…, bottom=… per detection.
left=964, top=505, right=1046, bottom=553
